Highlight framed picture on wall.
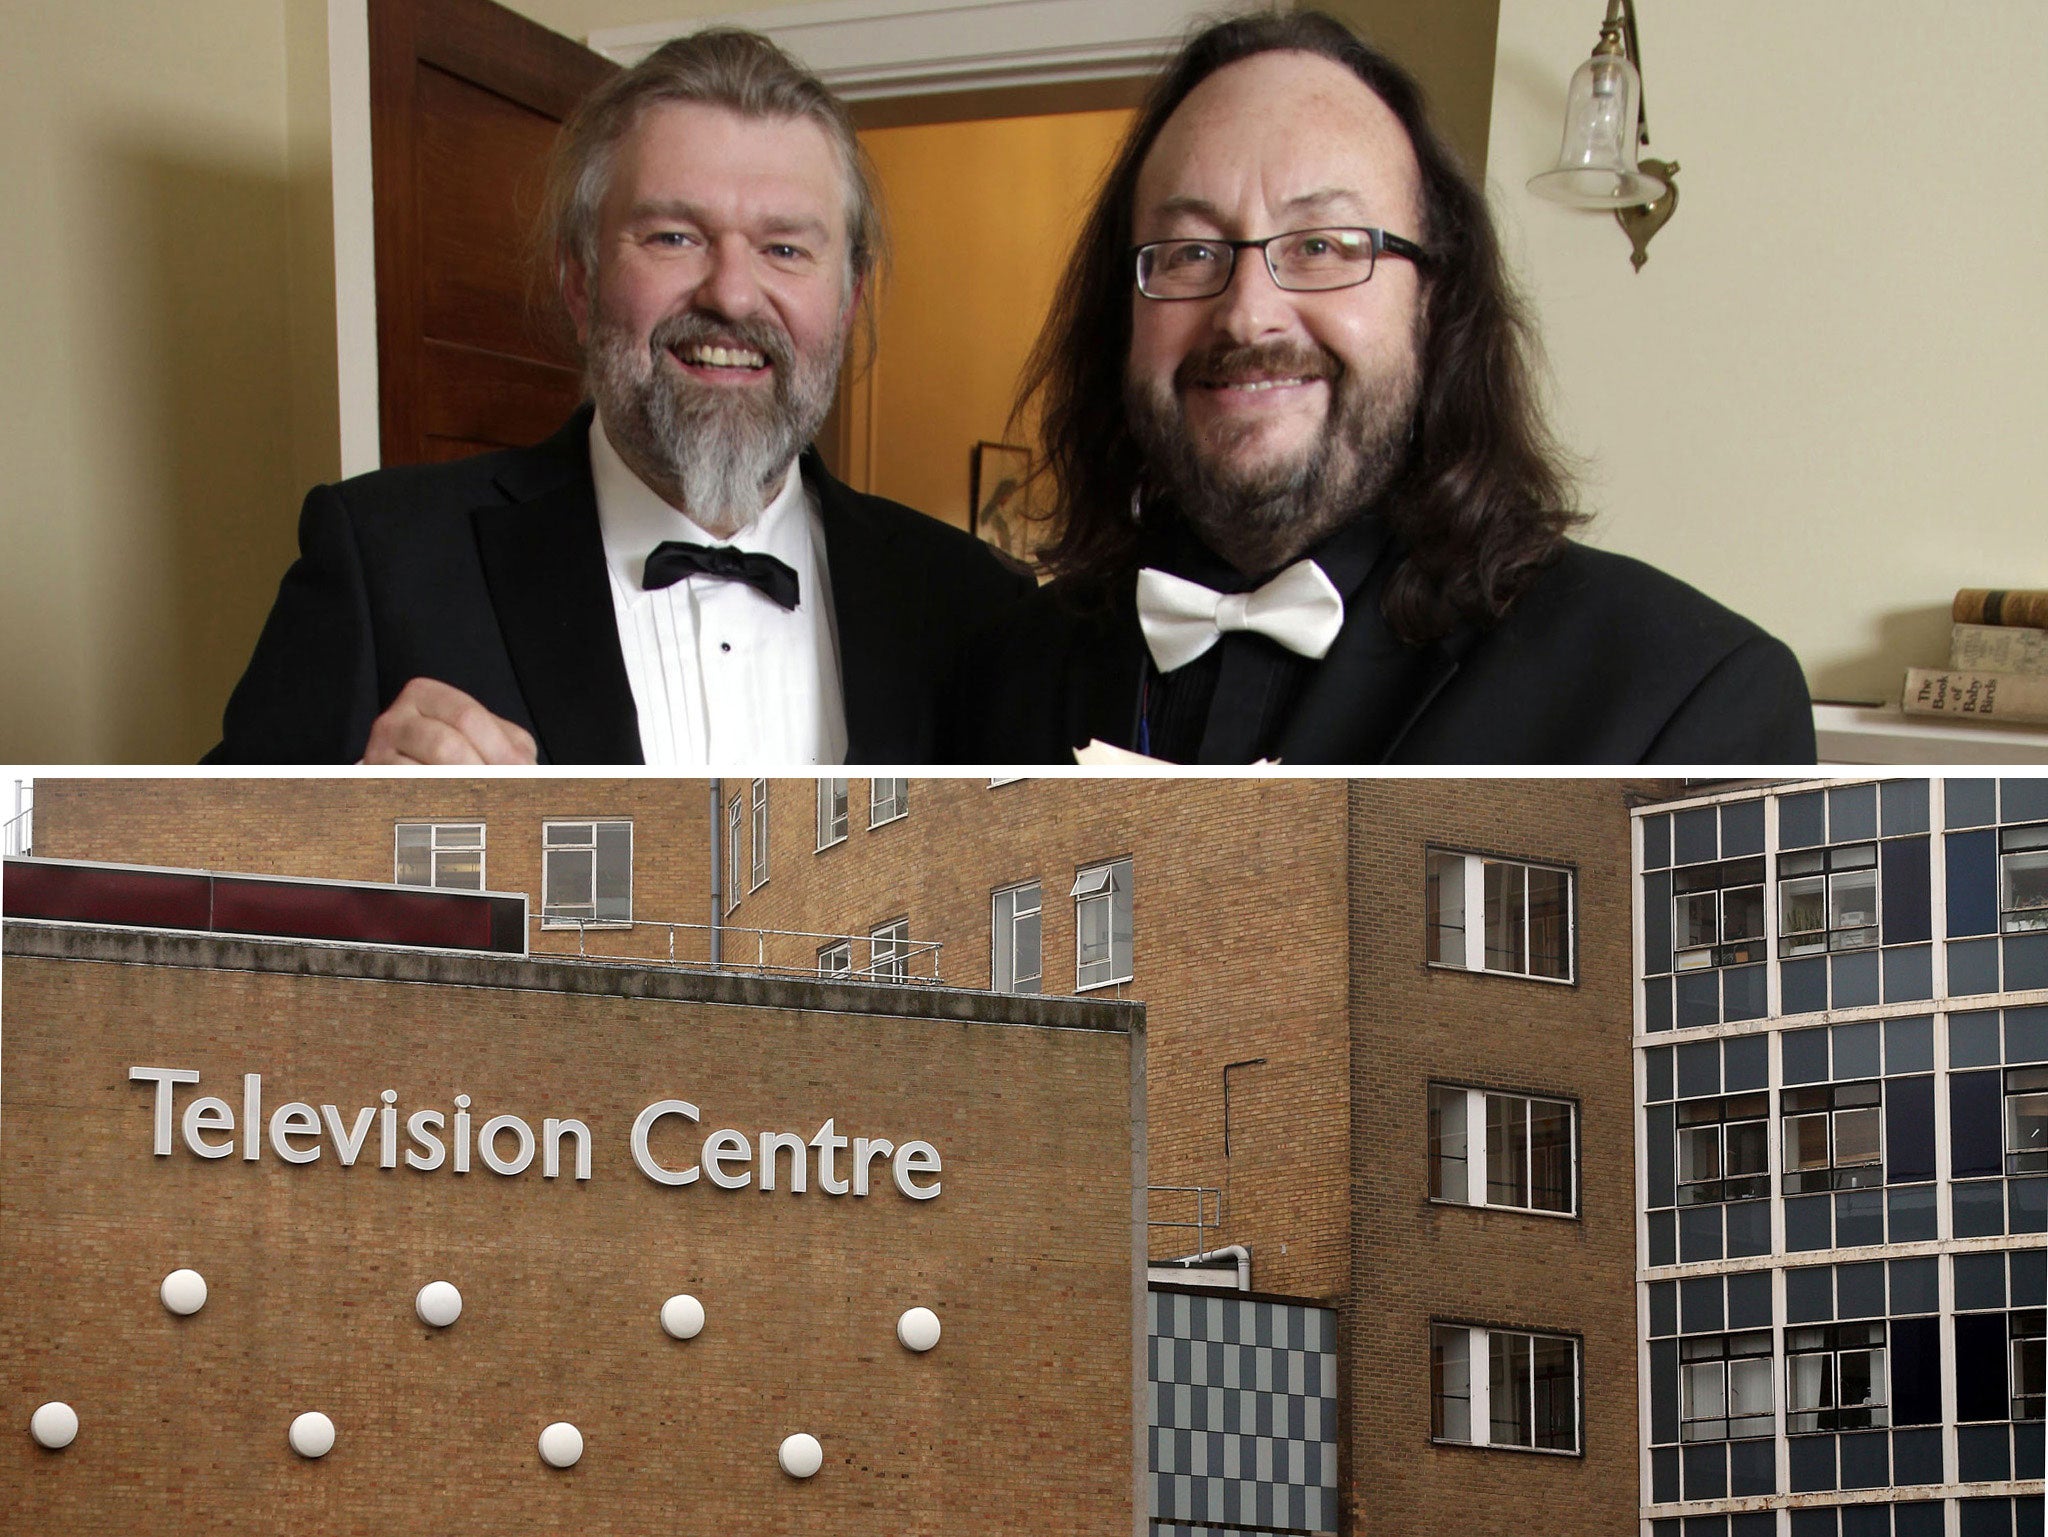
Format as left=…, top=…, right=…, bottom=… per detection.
left=970, top=442, right=1038, bottom=573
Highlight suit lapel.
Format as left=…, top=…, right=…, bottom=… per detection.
left=1085, top=598, right=1151, bottom=754
left=1271, top=576, right=1466, bottom=765
left=472, top=413, right=643, bottom=765
left=809, top=458, right=915, bottom=761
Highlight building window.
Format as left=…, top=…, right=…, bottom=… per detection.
left=725, top=793, right=743, bottom=915
left=869, top=918, right=909, bottom=982
left=870, top=777, right=908, bottom=827
left=1675, top=1093, right=1771, bottom=1205
left=817, top=939, right=851, bottom=978
left=2009, top=1067, right=2048, bottom=1175
left=1671, top=856, right=1765, bottom=970
left=542, top=821, right=631, bottom=927
left=1073, top=858, right=1133, bottom=990
left=1780, top=1081, right=1883, bottom=1193
left=1425, top=850, right=1573, bottom=982
left=1786, top=1321, right=1888, bottom=1433
left=394, top=822, right=484, bottom=890
left=1680, top=1332, right=1775, bottom=1441
left=2002, top=824, right=2048, bottom=932
left=1428, top=1085, right=1576, bottom=1215
left=1778, top=843, right=1878, bottom=956
left=816, top=778, right=848, bottom=848
left=750, top=779, right=769, bottom=889
left=1430, top=1324, right=1580, bottom=1454
left=991, top=882, right=1042, bottom=995
left=2016, top=1313, right=2046, bottom=1421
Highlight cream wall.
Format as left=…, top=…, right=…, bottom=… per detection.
left=1489, top=0, right=2047, bottom=705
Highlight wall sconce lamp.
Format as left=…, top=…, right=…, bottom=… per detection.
left=1527, top=0, right=1678, bottom=271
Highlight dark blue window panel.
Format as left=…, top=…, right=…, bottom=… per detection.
left=2011, top=1176, right=2047, bottom=1234
left=1643, top=870, right=1674, bottom=975
left=1788, top=1433, right=1837, bottom=1492
left=1888, top=1258, right=1939, bottom=1316
left=1952, top=1012, right=2003, bottom=1068
left=1677, top=1040, right=1722, bottom=1098
left=2009, top=1005, right=2048, bottom=1065
left=1782, top=791, right=1826, bottom=848
left=1892, top=1425, right=1943, bottom=1484
left=1786, top=1265, right=1834, bottom=1323
left=1649, top=1209, right=1677, bottom=1267
left=1885, top=1015, right=1935, bottom=1074
left=1649, top=1280, right=1678, bottom=1337
left=1894, top=1502, right=1944, bottom=1537
left=2004, top=932, right=2048, bottom=991
left=2017, top=1421, right=2044, bottom=1480
left=1728, top=1512, right=1774, bottom=1537
left=1722, top=799, right=1765, bottom=856
left=1676, top=970, right=1720, bottom=1028
left=1675, top=806, right=1719, bottom=865
left=1834, top=1021, right=1882, bottom=1079
left=1837, top=1261, right=1885, bottom=1318
left=1835, top=1190, right=1885, bottom=1248
left=1684, top=1516, right=1728, bottom=1537
left=1954, top=1251, right=2008, bottom=1310
left=1790, top=1511, right=1836, bottom=1537
left=1837, top=1430, right=1888, bottom=1489
left=1958, top=1423, right=2012, bottom=1483
left=1949, top=937, right=2001, bottom=997
left=1646, top=975, right=1674, bottom=1032
left=1647, top=1103, right=1677, bottom=1207
left=1682, top=1442, right=1727, bottom=1500
left=1681, top=1275, right=1725, bottom=1334
left=1947, top=778, right=1997, bottom=828
left=1782, top=956, right=1829, bottom=1017
left=1947, top=829, right=1999, bottom=934
left=1891, top=1315, right=1942, bottom=1426
left=1727, top=1270, right=1771, bottom=1330
left=1885, top=1075, right=1937, bottom=1183
left=1786, top=1194, right=1833, bottom=1252
left=1679, top=1204, right=1725, bottom=1262
left=2014, top=1248, right=2047, bottom=1307
left=1881, top=778, right=1931, bottom=836
left=1726, top=1199, right=1771, bottom=1257
left=2004, top=777, right=2048, bottom=823
left=1831, top=950, right=1881, bottom=1008
left=1647, top=1045, right=1675, bottom=1103
left=1882, top=944, right=1933, bottom=1002
left=1953, top=1071, right=2005, bottom=1174
left=1839, top=1506, right=1888, bottom=1537
left=1784, top=1025, right=1831, bottom=1083
left=1888, top=1186, right=1938, bottom=1242
left=1723, top=964, right=1767, bottom=1022
left=1728, top=1437, right=1775, bottom=1497
left=1721, top=1034, right=1767, bottom=1093
left=1829, top=784, right=1879, bottom=843
left=1955, top=1181, right=2007, bottom=1238
left=1643, top=812, right=1672, bottom=870
left=1880, top=835, right=1931, bottom=944
left=1651, top=1444, right=1680, bottom=1503
left=2023, top=1498, right=2046, bottom=1536
left=1958, top=1496, right=2013, bottom=1537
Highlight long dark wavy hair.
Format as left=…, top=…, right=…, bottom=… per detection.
left=1017, top=9, right=1580, bottom=642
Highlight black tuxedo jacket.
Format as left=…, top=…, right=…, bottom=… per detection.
left=208, top=409, right=1032, bottom=764
left=943, top=541, right=1817, bottom=765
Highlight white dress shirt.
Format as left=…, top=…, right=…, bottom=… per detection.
left=590, top=414, right=847, bottom=766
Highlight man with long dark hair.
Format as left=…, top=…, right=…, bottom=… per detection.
left=947, top=11, right=1813, bottom=764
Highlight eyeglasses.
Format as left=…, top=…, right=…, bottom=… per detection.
left=1131, top=226, right=1428, bottom=300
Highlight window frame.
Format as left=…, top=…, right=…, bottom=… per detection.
left=725, top=792, right=743, bottom=915
left=1677, top=1330, right=1776, bottom=1443
left=1670, top=855, right=1767, bottom=972
left=1427, top=1084, right=1579, bottom=1218
left=1429, top=1322, right=1582, bottom=1456
left=2000, top=823, right=2048, bottom=934
left=1779, top=1080, right=1885, bottom=1194
left=1673, top=1092, right=1772, bottom=1206
left=749, top=778, right=769, bottom=890
left=1777, top=843, right=1880, bottom=958
left=2006, top=1066, right=2048, bottom=1176
left=1073, top=857, right=1133, bottom=992
left=393, top=821, right=486, bottom=891
left=539, top=819, right=633, bottom=929
left=1425, top=848, right=1576, bottom=984
left=868, top=917, right=910, bottom=982
left=817, top=938, right=852, bottom=978
left=1785, top=1320, right=1889, bottom=1434
left=869, top=777, right=908, bottom=828
left=816, top=778, right=849, bottom=849
left=991, top=880, right=1043, bottom=995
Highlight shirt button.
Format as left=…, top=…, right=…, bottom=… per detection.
left=720, top=642, right=732, bottom=652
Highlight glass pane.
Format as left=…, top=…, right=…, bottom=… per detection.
left=991, top=889, right=1016, bottom=990
left=1833, top=1106, right=1882, bottom=1167
left=1427, top=851, right=1466, bottom=964
left=394, top=825, right=431, bottom=886
left=1677, top=891, right=1720, bottom=950
left=1725, top=1119, right=1770, bottom=1180
left=2008, top=1090, right=2048, bottom=1172
left=1110, top=860, right=1133, bottom=981
left=1431, top=1326, right=1471, bottom=1442
left=2014, top=1335, right=2045, bottom=1418
left=1787, top=1352, right=1831, bottom=1431
left=435, top=849, right=484, bottom=891
left=1780, top=876, right=1827, bottom=954
left=1678, top=1124, right=1723, bottom=1186
left=2004, top=849, right=2048, bottom=931
left=1722, top=886, right=1765, bottom=942
left=544, top=824, right=588, bottom=847
left=1830, top=868, right=1879, bottom=933
left=1728, top=1356, right=1774, bottom=1423
left=546, top=847, right=592, bottom=913
left=1077, top=891, right=1111, bottom=985
left=1490, top=1332, right=1533, bottom=1448
left=1529, top=1099, right=1574, bottom=1212
left=1526, top=866, right=1571, bottom=979
left=1013, top=910, right=1041, bottom=992
left=1484, top=862, right=1527, bottom=974
left=1429, top=1086, right=1468, bottom=1203
left=1784, top=1113, right=1832, bottom=1172
left=1838, top=1347, right=1887, bottom=1426
left=1683, top=1361, right=1727, bottom=1426
left=594, top=823, right=631, bottom=922
left=1487, top=1094, right=1530, bottom=1206
left=1531, top=1334, right=1577, bottom=1451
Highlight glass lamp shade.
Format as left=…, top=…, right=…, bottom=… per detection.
left=1528, top=50, right=1668, bottom=208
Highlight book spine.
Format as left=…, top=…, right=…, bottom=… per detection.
left=1952, top=588, right=2048, bottom=627
left=1951, top=623, right=2048, bottom=676
left=1902, top=667, right=2048, bottom=725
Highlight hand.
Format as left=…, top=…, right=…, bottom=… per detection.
left=360, top=678, right=538, bottom=765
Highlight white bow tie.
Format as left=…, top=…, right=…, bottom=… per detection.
left=1136, top=560, right=1346, bottom=673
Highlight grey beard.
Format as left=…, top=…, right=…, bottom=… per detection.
left=585, top=310, right=841, bottom=534
left=1125, top=341, right=1419, bottom=578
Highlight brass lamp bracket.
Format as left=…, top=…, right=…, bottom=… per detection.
left=1616, top=158, right=1679, bottom=272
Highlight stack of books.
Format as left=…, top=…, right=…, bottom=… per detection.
left=1902, top=590, right=2048, bottom=725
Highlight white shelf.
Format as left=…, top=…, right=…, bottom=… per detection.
left=1813, top=702, right=2048, bottom=765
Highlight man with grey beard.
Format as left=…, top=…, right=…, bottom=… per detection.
left=208, top=30, right=1027, bottom=765
left=944, top=11, right=1812, bottom=764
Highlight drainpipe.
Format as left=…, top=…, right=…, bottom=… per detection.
left=1163, top=1244, right=1252, bottom=1291
left=709, top=778, right=722, bottom=966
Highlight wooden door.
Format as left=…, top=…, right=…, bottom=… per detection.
left=370, top=0, right=616, bottom=466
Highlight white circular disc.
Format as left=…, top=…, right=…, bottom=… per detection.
left=160, top=1268, right=208, bottom=1316
left=659, top=1293, right=705, bottom=1341
left=288, top=1411, right=335, bottom=1459
left=538, top=1421, right=583, bottom=1469
left=415, top=1280, right=463, bottom=1328
left=896, top=1306, right=941, bottom=1353
left=777, top=1432, right=823, bottom=1479
left=30, top=1402, right=78, bottom=1450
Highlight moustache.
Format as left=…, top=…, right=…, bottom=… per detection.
left=647, top=311, right=795, bottom=375
left=1174, top=340, right=1339, bottom=393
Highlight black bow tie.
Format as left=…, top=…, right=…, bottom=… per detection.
left=642, top=541, right=801, bottom=610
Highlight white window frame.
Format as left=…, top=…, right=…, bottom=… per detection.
left=540, top=820, right=633, bottom=929
left=394, top=821, right=485, bottom=890
left=1430, top=1323, right=1582, bottom=1455
left=1677, top=1331, right=1776, bottom=1443
left=1427, top=1084, right=1578, bottom=1218
left=1779, top=1080, right=1884, bottom=1194
left=1776, top=842, right=1879, bottom=957
left=1673, top=1092, right=1773, bottom=1206
left=725, top=793, right=744, bottom=915
left=870, top=777, right=908, bottom=827
left=817, top=938, right=852, bottom=978
left=2001, top=823, right=2048, bottom=933
left=1425, top=849, right=1575, bottom=983
left=869, top=918, right=909, bottom=981
left=991, top=880, right=1043, bottom=995
left=750, top=779, right=769, bottom=890
left=817, top=778, right=849, bottom=849
left=1073, top=857, right=1133, bottom=992
left=1785, top=1321, right=1889, bottom=1434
